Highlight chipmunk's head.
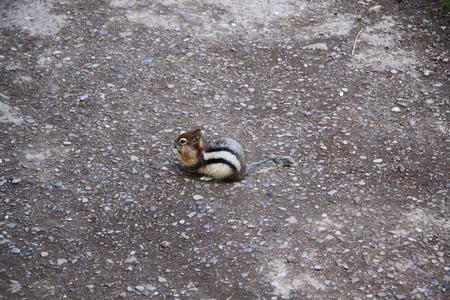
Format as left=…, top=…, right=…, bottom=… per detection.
left=174, top=128, right=205, bottom=167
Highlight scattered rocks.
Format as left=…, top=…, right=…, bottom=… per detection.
left=1, top=1, right=448, bottom=299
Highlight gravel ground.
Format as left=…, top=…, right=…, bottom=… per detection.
left=1, top=0, right=449, bottom=299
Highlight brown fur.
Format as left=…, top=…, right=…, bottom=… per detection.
left=174, top=128, right=205, bottom=168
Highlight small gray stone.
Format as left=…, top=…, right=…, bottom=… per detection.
left=302, top=43, right=328, bottom=51
left=135, top=285, right=145, bottom=292
left=44, top=183, right=53, bottom=190
left=210, top=257, right=219, bottom=264
left=124, top=256, right=137, bottom=264
left=6, top=223, right=16, bottom=229
left=193, top=194, right=203, bottom=201
left=96, top=29, right=108, bottom=36
left=11, top=178, right=21, bottom=184
left=351, top=276, right=360, bottom=284
left=141, top=57, right=155, bottom=64
left=160, top=241, right=171, bottom=248
left=57, top=258, right=68, bottom=266
left=9, top=280, right=22, bottom=294
left=11, top=247, right=21, bottom=254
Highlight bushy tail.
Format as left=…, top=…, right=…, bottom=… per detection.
left=246, top=156, right=296, bottom=176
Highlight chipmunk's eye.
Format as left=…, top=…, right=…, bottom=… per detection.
left=178, top=138, right=188, bottom=145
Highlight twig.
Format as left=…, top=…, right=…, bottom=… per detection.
left=352, top=28, right=364, bottom=56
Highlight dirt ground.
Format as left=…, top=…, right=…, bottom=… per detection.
left=0, top=0, right=449, bottom=299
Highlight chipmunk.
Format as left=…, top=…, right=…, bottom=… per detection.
left=173, top=128, right=296, bottom=182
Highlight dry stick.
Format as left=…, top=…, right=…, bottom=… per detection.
left=352, top=28, right=364, bottom=56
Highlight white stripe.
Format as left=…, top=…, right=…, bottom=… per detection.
left=200, top=162, right=234, bottom=179
left=203, top=150, right=242, bottom=171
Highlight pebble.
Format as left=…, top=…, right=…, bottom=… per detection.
left=351, top=276, right=360, bottom=284
left=146, top=284, right=156, bottom=291
left=313, top=265, right=324, bottom=270
left=44, top=183, right=53, bottom=190
left=391, top=106, right=401, bottom=112
left=210, top=257, right=219, bottom=264
left=368, top=5, right=382, bottom=13
left=352, top=199, right=367, bottom=211
left=79, top=94, right=89, bottom=101
left=396, top=164, right=406, bottom=173
left=6, top=223, right=16, bottom=229
left=41, top=251, right=49, bottom=257
left=324, top=234, right=334, bottom=241
left=302, top=43, right=328, bottom=51
left=193, top=194, right=203, bottom=201
left=158, top=276, right=167, bottom=283
left=9, top=280, right=22, bottom=294
left=135, top=285, right=145, bottom=292
left=11, top=177, right=22, bottom=184
left=160, top=241, right=171, bottom=248
left=285, top=216, right=297, bottom=224
left=11, top=247, right=21, bottom=254
left=55, top=181, right=64, bottom=188
left=124, top=256, right=137, bottom=264
left=141, top=57, right=155, bottom=63
left=327, top=190, right=337, bottom=196
left=57, top=258, right=68, bottom=266
left=373, top=158, right=383, bottom=164
left=96, top=29, right=108, bottom=36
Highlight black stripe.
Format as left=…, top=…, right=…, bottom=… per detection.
left=204, top=158, right=238, bottom=171
left=205, top=147, right=240, bottom=158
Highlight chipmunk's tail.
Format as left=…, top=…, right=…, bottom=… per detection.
left=245, top=156, right=296, bottom=176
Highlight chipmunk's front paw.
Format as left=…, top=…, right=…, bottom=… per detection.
left=199, top=176, right=214, bottom=181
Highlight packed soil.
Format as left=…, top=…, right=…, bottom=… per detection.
left=1, top=0, right=449, bottom=299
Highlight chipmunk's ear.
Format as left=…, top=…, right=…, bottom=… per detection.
left=191, top=128, right=205, bottom=149
left=193, top=128, right=204, bottom=137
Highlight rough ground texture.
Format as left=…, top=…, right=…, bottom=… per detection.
left=0, top=0, right=449, bottom=299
